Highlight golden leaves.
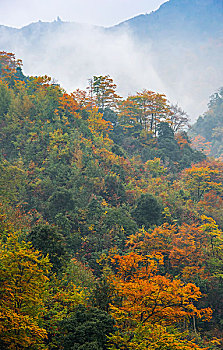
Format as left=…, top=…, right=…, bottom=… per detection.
left=0, top=230, right=51, bottom=349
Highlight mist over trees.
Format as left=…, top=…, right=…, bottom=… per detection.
left=0, top=0, right=223, bottom=120
left=190, top=87, right=223, bottom=160
left=0, top=50, right=223, bottom=349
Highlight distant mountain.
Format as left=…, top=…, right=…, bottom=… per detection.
left=0, top=19, right=98, bottom=51
left=115, top=0, right=223, bottom=39
left=0, top=0, right=223, bottom=120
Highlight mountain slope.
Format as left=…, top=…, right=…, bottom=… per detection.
left=115, top=0, right=223, bottom=39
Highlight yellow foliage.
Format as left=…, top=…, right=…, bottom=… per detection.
left=0, top=229, right=51, bottom=349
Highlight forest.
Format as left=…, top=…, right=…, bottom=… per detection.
left=0, top=51, right=223, bottom=349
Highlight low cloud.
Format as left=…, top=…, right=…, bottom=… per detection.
left=1, top=21, right=222, bottom=120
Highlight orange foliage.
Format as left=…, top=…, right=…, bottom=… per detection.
left=127, top=217, right=223, bottom=281
left=175, top=133, right=189, bottom=149
left=191, top=135, right=211, bottom=155
left=58, top=92, right=81, bottom=118
left=0, top=51, right=22, bottom=84
left=119, top=90, right=171, bottom=134
left=71, top=88, right=95, bottom=111
left=109, top=252, right=212, bottom=330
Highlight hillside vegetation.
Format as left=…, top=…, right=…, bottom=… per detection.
left=1, top=52, right=223, bottom=349
left=191, top=87, right=223, bottom=160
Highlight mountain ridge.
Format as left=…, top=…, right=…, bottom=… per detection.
left=114, top=0, right=223, bottom=39
left=1, top=0, right=223, bottom=38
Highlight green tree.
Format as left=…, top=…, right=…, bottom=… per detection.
left=0, top=82, right=12, bottom=117
left=157, top=121, right=180, bottom=163
left=56, top=305, right=114, bottom=350
left=132, top=193, right=162, bottom=228
left=27, top=223, right=68, bottom=273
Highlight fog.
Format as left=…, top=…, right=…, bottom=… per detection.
left=1, top=20, right=222, bottom=121
left=11, top=24, right=167, bottom=93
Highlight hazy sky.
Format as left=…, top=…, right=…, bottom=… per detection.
left=0, top=0, right=166, bottom=28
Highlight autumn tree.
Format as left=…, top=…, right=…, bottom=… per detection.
left=127, top=217, right=223, bottom=280
left=107, top=252, right=212, bottom=350
left=87, top=107, right=113, bottom=136
left=58, top=92, right=81, bottom=120
left=0, top=228, right=51, bottom=349
left=89, top=75, right=121, bottom=111
left=71, top=88, right=94, bottom=114
left=119, top=90, right=171, bottom=135
left=0, top=51, right=23, bottom=86
left=180, top=163, right=223, bottom=202
left=191, top=135, right=212, bottom=156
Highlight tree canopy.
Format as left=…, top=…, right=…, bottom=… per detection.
left=0, top=52, right=223, bottom=349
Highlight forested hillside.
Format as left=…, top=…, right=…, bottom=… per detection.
left=191, top=87, right=223, bottom=160
left=1, top=51, right=223, bottom=349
